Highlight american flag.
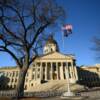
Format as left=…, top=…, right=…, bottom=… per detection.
left=62, top=24, right=72, bottom=37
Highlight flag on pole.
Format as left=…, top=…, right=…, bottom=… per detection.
left=62, top=24, right=72, bottom=37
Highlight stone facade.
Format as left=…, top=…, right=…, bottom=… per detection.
left=0, top=37, right=100, bottom=91
left=77, top=65, right=100, bottom=87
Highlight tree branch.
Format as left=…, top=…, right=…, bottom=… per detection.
left=26, top=2, right=36, bottom=31
left=29, top=22, right=50, bottom=48
left=0, top=46, right=22, bottom=67
left=0, top=4, right=28, bottom=45
left=0, top=7, right=22, bottom=40
left=0, top=49, right=5, bottom=52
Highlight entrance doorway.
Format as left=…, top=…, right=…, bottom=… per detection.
left=53, top=73, right=57, bottom=80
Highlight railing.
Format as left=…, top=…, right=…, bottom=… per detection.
left=0, top=90, right=66, bottom=97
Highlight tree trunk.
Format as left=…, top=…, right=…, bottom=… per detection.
left=15, top=68, right=27, bottom=99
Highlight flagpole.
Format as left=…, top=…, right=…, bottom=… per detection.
left=63, top=37, right=74, bottom=97
left=61, top=29, right=71, bottom=94
left=61, top=24, right=74, bottom=97
left=61, top=30, right=65, bottom=51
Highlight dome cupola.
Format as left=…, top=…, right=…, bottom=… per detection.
left=43, top=35, right=59, bottom=54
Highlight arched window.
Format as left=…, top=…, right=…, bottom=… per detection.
left=15, top=78, right=17, bottom=82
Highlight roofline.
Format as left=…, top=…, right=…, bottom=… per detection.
left=37, top=51, right=75, bottom=58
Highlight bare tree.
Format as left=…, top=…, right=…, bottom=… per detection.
left=0, top=0, right=65, bottom=98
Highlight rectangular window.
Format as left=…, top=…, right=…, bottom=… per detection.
left=38, top=68, right=40, bottom=71
left=33, top=63, right=35, bottom=67
left=15, top=78, right=17, bottom=82
left=37, top=74, right=40, bottom=78
left=33, top=68, right=35, bottom=71
left=14, top=85, right=16, bottom=88
left=32, top=74, right=35, bottom=79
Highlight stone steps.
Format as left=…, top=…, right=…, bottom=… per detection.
left=27, top=80, right=84, bottom=92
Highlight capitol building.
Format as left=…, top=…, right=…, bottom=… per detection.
left=0, top=36, right=100, bottom=91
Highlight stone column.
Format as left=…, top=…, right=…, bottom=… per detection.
left=60, top=62, right=64, bottom=80
left=71, top=61, right=76, bottom=79
left=40, top=63, right=43, bottom=80
left=67, top=62, right=72, bottom=78
left=65, top=63, right=67, bottom=79
left=67, top=62, right=70, bottom=79
left=66, top=62, right=69, bottom=78
left=74, top=65, right=78, bottom=81
left=45, top=62, right=47, bottom=80
left=56, top=62, right=59, bottom=80
left=70, top=61, right=74, bottom=78
left=51, top=62, right=53, bottom=80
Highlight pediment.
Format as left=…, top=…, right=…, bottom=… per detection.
left=38, top=52, right=73, bottom=60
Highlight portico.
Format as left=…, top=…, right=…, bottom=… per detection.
left=31, top=52, right=78, bottom=84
